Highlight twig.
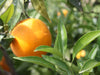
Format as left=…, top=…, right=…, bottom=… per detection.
left=0, top=46, right=17, bottom=75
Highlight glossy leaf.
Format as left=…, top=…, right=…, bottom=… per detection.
left=13, top=56, right=55, bottom=71
left=54, top=22, right=67, bottom=58
left=34, top=45, right=63, bottom=58
left=43, top=55, right=73, bottom=75
left=88, top=44, right=98, bottom=59
left=0, top=0, right=13, bottom=16
left=9, top=0, right=24, bottom=31
left=31, top=0, right=51, bottom=22
left=0, top=4, right=14, bottom=24
left=79, top=59, right=100, bottom=73
left=73, top=30, right=100, bottom=60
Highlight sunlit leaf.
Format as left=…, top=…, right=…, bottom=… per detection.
left=35, top=45, right=63, bottom=58
left=0, top=0, right=13, bottom=16
left=73, top=30, right=100, bottom=60
left=0, top=4, right=14, bottom=24
left=9, top=0, right=24, bottom=31
left=79, top=59, right=100, bottom=73
left=54, top=22, right=67, bottom=58
left=31, top=0, right=51, bottom=22
left=13, top=56, right=55, bottom=71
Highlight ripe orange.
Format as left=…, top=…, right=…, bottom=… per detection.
left=0, top=56, right=10, bottom=72
left=57, top=9, right=68, bottom=17
left=10, top=18, right=52, bottom=57
left=80, top=50, right=86, bottom=57
left=76, top=50, right=86, bottom=59
left=76, top=52, right=81, bottom=59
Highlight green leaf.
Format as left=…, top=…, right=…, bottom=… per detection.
left=0, top=0, right=13, bottom=16
left=31, top=0, right=51, bottom=22
left=43, top=55, right=73, bottom=75
left=54, top=22, right=67, bottom=58
left=97, top=14, right=100, bottom=46
left=73, top=30, right=100, bottom=61
left=0, top=35, right=14, bottom=49
left=0, top=4, right=14, bottom=24
left=35, top=45, right=63, bottom=58
left=79, top=59, right=100, bottom=73
left=0, top=0, right=6, bottom=9
left=88, top=44, right=98, bottom=59
left=13, top=56, right=55, bottom=71
left=9, top=0, right=24, bottom=31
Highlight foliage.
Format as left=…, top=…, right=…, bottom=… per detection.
left=0, top=0, right=100, bottom=75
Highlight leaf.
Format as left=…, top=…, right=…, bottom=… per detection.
left=0, top=35, right=14, bottom=49
left=79, top=59, right=100, bottom=73
left=0, top=34, right=4, bottom=42
left=0, top=0, right=13, bottom=16
left=97, top=14, right=100, bottom=45
left=54, top=22, right=67, bottom=58
left=9, top=0, right=24, bottom=31
left=31, top=0, right=51, bottom=22
left=68, top=0, right=83, bottom=11
left=13, top=56, right=55, bottom=71
left=88, top=44, right=98, bottom=59
left=35, top=45, right=63, bottom=58
left=0, top=4, right=14, bottom=24
left=0, top=0, right=6, bottom=9
left=42, top=55, right=73, bottom=75
left=73, top=30, right=100, bottom=61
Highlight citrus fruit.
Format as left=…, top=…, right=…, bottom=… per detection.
left=80, top=50, right=86, bottom=57
left=0, top=56, right=10, bottom=72
left=76, top=52, right=81, bottom=59
left=57, top=9, right=68, bottom=17
left=10, top=18, right=52, bottom=57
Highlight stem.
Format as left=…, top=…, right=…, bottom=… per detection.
left=0, top=46, right=17, bottom=75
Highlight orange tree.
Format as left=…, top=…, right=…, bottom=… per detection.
left=1, top=0, right=100, bottom=75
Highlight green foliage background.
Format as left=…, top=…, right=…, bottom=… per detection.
left=0, top=0, right=100, bottom=75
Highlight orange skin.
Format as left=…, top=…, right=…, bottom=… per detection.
left=76, top=52, right=81, bottom=59
left=57, top=9, right=68, bottom=17
left=0, top=57, right=10, bottom=72
left=80, top=50, right=86, bottom=57
left=76, top=50, right=86, bottom=59
left=10, top=18, right=52, bottom=57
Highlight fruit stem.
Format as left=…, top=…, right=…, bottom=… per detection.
left=0, top=46, right=17, bottom=75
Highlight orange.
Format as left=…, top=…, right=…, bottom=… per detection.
left=76, top=50, right=86, bottom=59
left=10, top=18, right=52, bottom=57
left=0, top=56, right=10, bottom=72
left=76, top=52, right=81, bottom=59
left=57, top=9, right=68, bottom=17
left=80, top=50, right=86, bottom=57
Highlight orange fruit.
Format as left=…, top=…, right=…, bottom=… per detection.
left=76, top=52, right=81, bottom=59
left=0, top=56, right=10, bottom=72
left=10, top=18, right=52, bottom=57
left=57, top=9, right=68, bottom=17
left=80, top=50, right=86, bottom=57
left=76, top=50, right=86, bottom=59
